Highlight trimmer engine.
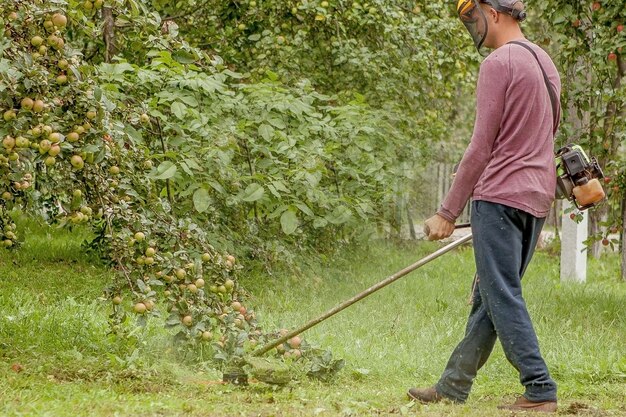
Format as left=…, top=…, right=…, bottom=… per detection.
left=555, top=144, right=605, bottom=210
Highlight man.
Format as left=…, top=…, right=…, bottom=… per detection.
left=407, top=0, right=560, bottom=413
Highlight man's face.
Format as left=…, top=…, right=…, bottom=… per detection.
left=458, top=0, right=495, bottom=55
left=479, top=3, right=498, bottom=49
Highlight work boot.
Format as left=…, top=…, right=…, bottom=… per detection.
left=407, top=386, right=445, bottom=403
left=498, top=396, right=557, bottom=413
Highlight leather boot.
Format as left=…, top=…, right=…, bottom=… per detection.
left=407, top=386, right=445, bottom=403
left=498, top=396, right=557, bottom=413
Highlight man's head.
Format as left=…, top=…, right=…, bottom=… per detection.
left=457, top=0, right=526, bottom=54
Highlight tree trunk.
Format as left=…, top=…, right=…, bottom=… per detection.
left=622, top=195, right=626, bottom=281
left=103, top=7, right=116, bottom=63
left=589, top=206, right=607, bottom=259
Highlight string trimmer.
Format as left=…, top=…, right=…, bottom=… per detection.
left=227, top=224, right=473, bottom=384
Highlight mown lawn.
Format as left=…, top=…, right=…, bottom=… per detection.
left=0, top=218, right=625, bottom=416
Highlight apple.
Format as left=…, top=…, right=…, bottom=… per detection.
left=56, top=74, right=68, bottom=85
left=572, top=19, right=581, bottom=28
left=602, top=238, right=609, bottom=246
left=608, top=52, right=617, bottom=61
left=109, top=165, right=120, bottom=175
left=48, top=145, right=61, bottom=157
left=592, top=2, right=601, bottom=11
left=195, top=278, right=205, bottom=288
left=31, top=36, right=44, bottom=47
left=133, top=302, right=147, bottom=314
left=145, top=247, right=156, bottom=257
left=112, top=296, right=122, bottom=305
left=618, top=24, right=624, bottom=33
left=201, top=252, right=211, bottom=262
left=32, top=100, right=45, bottom=113
left=321, top=0, right=329, bottom=7
left=134, top=231, right=145, bottom=241
left=603, top=177, right=611, bottom=184
left=39, top=139, right=52, bottom=153
left=66, top=132, right=79, bottom=142
left=15, top=136, right=29, bottom=148
left=182, top=315, right=193, bottom=326
left=3, top=110, right=16, bottom=121
left=44, top=156, right=56, bottom=166
left=201, top=331, right=212, bottom=341
left=84, top=0, right=94, bottom=10
left=86, top=110, right=97, bottom=120
left=70, top=154, right=84, bottom=169
left=140, top=113, right=150, bottom=124
left=238, top=23, right=246, bottom=30
left=20, top=98, right=34, bottom=110
left=48, top=132, right=61, bottom=143
left=288, top=336, right=302, bottom=348
left=224, top=279, right=234, bottom=291
left=569, top=213, right=576, bottom=220
left=51, top=13, right=67, bottom=29
left=2, top=136, right=15, bottom=149
left=94, top=0, right=104, bottom=9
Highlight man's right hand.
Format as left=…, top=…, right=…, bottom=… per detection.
left=424, top=214, right=455, bottom=241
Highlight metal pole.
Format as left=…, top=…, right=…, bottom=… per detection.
left=252, top=233, right=473, bottom=357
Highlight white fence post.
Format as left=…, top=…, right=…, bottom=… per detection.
left=560, top=200, right=587, bottom=283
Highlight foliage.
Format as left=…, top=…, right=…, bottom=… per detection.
left=529, top=0, right=625, bottom=261
left=0, top=0, right=477, bottom=361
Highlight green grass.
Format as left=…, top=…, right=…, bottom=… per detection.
left=0, top=219, right=625, bottom=416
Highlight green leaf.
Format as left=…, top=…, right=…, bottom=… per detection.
left=280, top=210, right=299, bottom=235
left=326, top=206, right=352, bottom=225
left=171, top=102, right=187, bottom=119
left=241, top=183, right=264, bottom=202
left=151, top=161, right=177, bottom=180
left=193, top=188, right=211, bottom=213
left=258, top=124, right=274, bottom=141
left=295, top=203, right=314, bottom=217
left=172, top=50, right=198, bottom=64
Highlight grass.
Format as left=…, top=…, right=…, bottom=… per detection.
left=0, top=217, right=625, bottom=416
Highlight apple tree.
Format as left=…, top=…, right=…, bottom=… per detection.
left=530, top=0, right=626, bottom=278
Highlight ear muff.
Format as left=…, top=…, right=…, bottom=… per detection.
left=510, top=7, right=526, bottom=21
left=481, top=0, right=527, bottom=22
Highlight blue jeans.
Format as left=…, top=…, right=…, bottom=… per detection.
left=436, top=200, right=557, bottom=403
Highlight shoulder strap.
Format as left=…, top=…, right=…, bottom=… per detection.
left=507, top=40, right=559, bottom=132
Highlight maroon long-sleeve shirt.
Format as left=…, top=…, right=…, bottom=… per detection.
left=438, top=40, right=561, bottom=222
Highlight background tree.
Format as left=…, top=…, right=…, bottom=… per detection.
left=529, top=0, right=626, bottom=279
